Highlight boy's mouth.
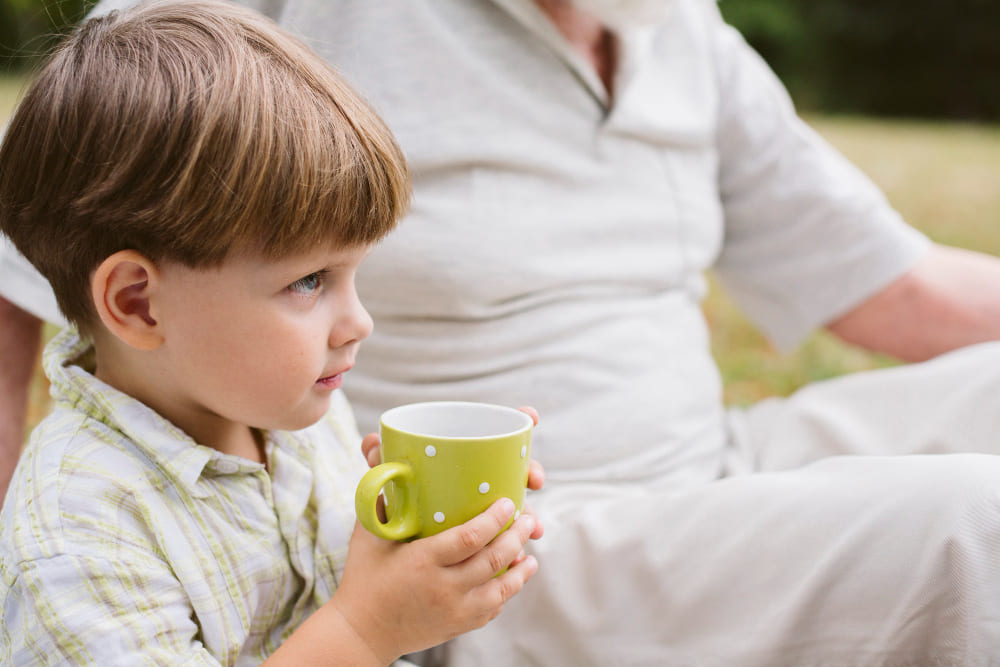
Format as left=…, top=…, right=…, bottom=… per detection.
left=316, top=363, right=351, bottom=389
left=315, top=373, right=344, bottom=390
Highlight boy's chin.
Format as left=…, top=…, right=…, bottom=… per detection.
left=276, top=401, right=332, bottom=433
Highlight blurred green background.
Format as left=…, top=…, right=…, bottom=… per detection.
left=723, top=0, right=1000, bottom=121
left=4, top=1, right=1000, bottom=432
left=0, top=0, right=95, bottom=70
left=3, top=0, right=1000, bottom=121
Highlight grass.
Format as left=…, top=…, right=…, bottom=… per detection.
left=4, top=69, right=999, bottom=432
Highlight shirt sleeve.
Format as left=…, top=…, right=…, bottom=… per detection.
left=709, top=12, right=930, bottom=351
left=0, top=236, right=65, bottom=325
left=2, top=553, right=220, bottom=665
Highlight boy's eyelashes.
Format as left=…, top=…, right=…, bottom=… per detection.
left=287, top=270, right=328, bottom=296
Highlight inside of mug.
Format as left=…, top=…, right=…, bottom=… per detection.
left=382, top=402, right=531, bottom=438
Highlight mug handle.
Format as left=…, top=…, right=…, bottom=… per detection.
left=355, top=462, right=420, bottom=541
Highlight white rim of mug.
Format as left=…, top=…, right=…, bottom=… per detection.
left=379, top=401, right=533, bottom=440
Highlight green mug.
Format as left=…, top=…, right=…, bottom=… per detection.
left=355, top=401, right=533, bottom=541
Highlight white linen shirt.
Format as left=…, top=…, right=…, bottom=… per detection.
left=0, top=328, right=366, bottom=665
left=0, top=0, right=930, bottom=486
left=280, top=0, right=929, bottom=484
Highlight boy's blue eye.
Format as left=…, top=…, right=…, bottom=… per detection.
left=289, top=271, right=325, bottom=295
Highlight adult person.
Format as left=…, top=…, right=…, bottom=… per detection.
left=4, top=0, right=1000, bottom=663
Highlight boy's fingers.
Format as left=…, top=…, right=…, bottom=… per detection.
left=527, top=460, right=545, bottom=490
left=517, top=406, right=539, bottom=426
left=472, top=553, right=539, bottom=619
left=459, top=513, right=536, bottom=583
left=431, top=497, right=516, bottom=565
left=360, top=433, right=380, bottom=468
left=521, top=503, right=544, bottom=540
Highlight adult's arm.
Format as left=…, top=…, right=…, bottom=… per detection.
left=0, top=239, right=62, bottom=506
left=0, top=295, right=42, bottom=504
left=708, top=9, right=931, bottom=353
left=827, top=243, right=1000, bottom=362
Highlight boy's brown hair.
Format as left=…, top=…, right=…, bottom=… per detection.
left=0, top=0, right=410, bottom=333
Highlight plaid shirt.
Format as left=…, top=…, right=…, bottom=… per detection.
left=1, top=328, right=367, bottom=665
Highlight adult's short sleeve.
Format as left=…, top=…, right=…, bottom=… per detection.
left=0, top=237, right=64, bottom=325
left=710, top=15, right=930, bottom=350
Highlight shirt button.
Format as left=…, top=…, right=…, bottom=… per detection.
left=215, top=460, right=240, bottom=474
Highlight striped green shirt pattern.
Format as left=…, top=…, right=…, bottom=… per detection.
left=1, top=328, right=367, bottom=664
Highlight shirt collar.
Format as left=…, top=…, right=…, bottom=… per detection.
left=43, top=328, right=266, bottom=498
left=487, top=0, right=662, bottom=110
left=488, top=0, right=612, bottom=106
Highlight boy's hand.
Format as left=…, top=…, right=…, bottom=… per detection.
left=331, top=498, right=539, bottom=663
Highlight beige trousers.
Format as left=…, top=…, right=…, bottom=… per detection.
left=444, top=341, right=1000, bottom=666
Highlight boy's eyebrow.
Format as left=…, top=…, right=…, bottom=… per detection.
left=250, top=248, right=369, bottom=279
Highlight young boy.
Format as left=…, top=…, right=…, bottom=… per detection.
left=0, top=1, right=540, bottom=664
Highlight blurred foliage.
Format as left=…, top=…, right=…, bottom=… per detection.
left=720, top=0, right=1000, bottom=120
left=0, top=1, right=997, bottom=118
left=0, top=0, right=97, bottom=70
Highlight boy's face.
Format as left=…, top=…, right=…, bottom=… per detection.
left=149, top=242, right=373, bottom=443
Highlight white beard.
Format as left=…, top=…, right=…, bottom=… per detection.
left=568, top=0, right=676, bottom=29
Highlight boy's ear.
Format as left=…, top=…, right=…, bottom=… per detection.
left=91, top=250, right=164, bottom=351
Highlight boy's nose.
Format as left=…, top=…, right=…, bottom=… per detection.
left=330, top=290, right=373, bottom=348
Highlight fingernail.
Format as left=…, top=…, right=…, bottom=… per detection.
left=520, top=515, right=536, bottom=534
left=499, top=497, right=515, bottom=516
